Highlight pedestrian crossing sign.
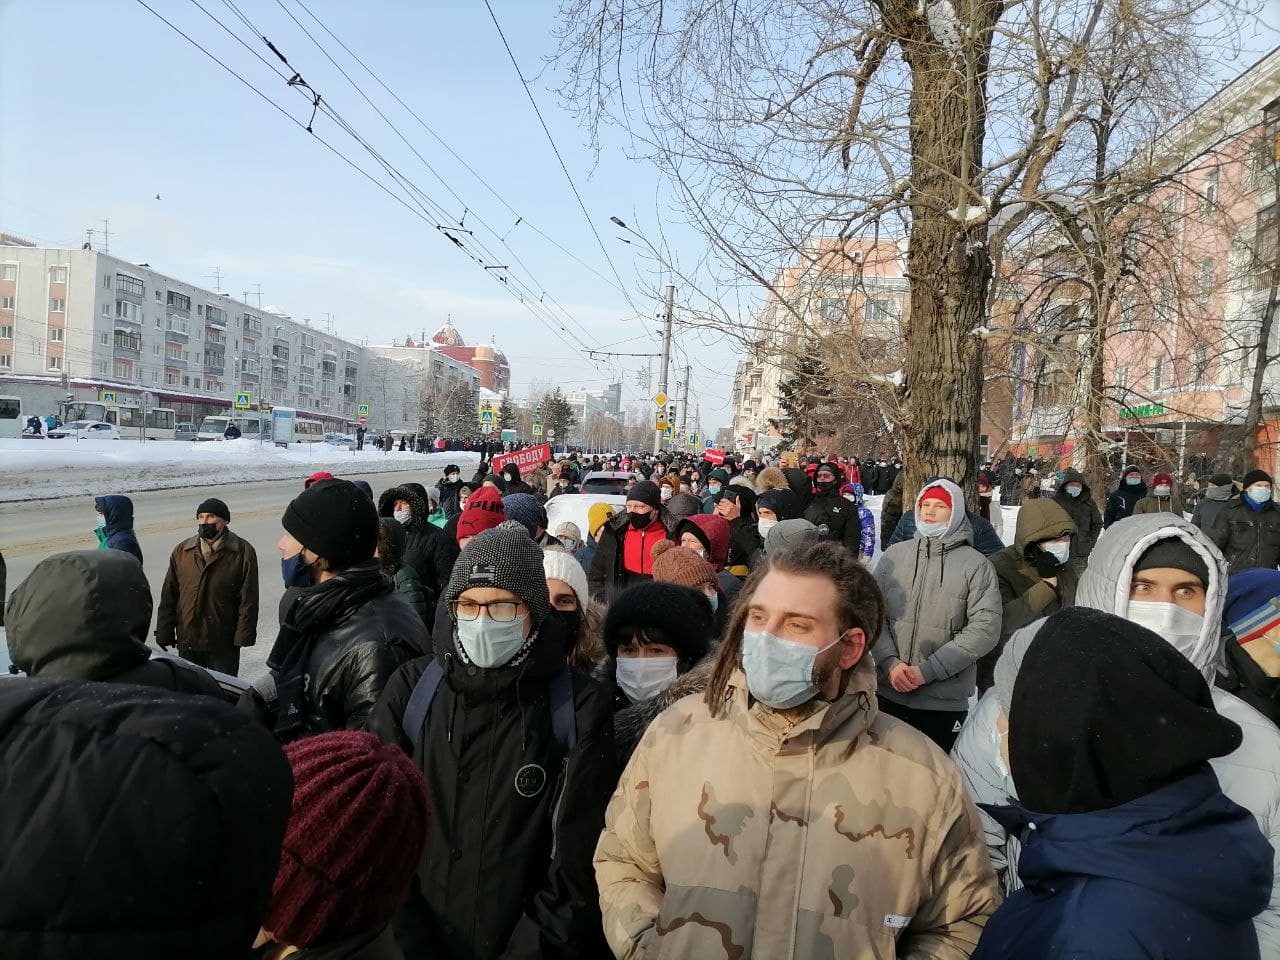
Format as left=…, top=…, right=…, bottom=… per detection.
left=687, top=432, right=698, bottom=447
left=100, top=390, right=118, bottom=404
left=480, top=407, right=494, bottom=424
left=357, top=403, right=369, bottom=417
left=662, top=425, right=674, bottom=439
left=234, top=392, right=252, bottom=409
left=532, top=424, right=543, bottom=436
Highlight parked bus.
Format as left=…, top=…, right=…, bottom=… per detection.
left=0, top=395, right=23, bottom=439
left=196, top=412, right=269, bottom=441
left=295, top=418, right=325, bottom=443
left=62, top=401, right=177, bottom=440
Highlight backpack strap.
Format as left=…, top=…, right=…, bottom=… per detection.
left=401, top=658, right=446, bottom=747
left=549, top=666, right=577, bottom=752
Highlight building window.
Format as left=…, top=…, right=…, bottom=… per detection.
left=1256, top=204, right=1278, bottom=292
left=1197, top=259, right=1215, bottom=306
left=0, top=326, right=11, bottom=340
left=154, top=289, right=162, bottom=301
left=1200, top=168, right=1220, bottom=216
left=1191, top=347, right=1209, bottom=385
left=101, top=332, right=109, bottom=345
left=113, top=359, right=132, bottom=379
left=0, top=296, right=13, bottom=311
left=154, top=344, right=161, bottom=356
left=819, top=297, right=845, bottom=325
left=101, top=303, right=110, bottom=317
left=104, top=274, right=112, bottom=289
left=167, top=291, right=191, bottom=312
left=152, top=370, right=159, bottom=383
left=48, top=356, right=63, bottom=371
left=49, top=297, right=66, bottom=313
left=0, top=353, right=12, bottom=368
left=182, top=376, right=190, bottom=387
left=115, top=274, right=145, bottom=297
left=48, top=328, right=64, bottom=342
left=49, top=266, right=67, bottom=284
left=1151, top=356, right=1164, bottom=392
left=0, top=264, right=18, bottom=281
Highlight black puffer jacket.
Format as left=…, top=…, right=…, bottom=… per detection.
left=1052, top=468, right=1103, bottom=560
left=264, top=562, right=429, bottom=739
left=378, top=485, right=443, bottom=603
left=0, top=677, right=292, bottom=959
left=368, top=602, right=616, bottom=960
left=803, top=492, right=862, bottom=556
left=5, top=549, right=223, bottom=699
left=1209, top=497, right=1280, bottom=572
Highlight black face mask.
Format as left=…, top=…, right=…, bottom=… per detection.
left=815, top=477, right=839, bottom=493
left=628, top=511, right=654, bottom=529
left=198, top=522, right=221, bottom=541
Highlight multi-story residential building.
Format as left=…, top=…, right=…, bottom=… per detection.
left=366, top=334, right=482, bottom=435
left=1006, top=47, right=1280, bottom=474
left=0, top=242, right=368, bottom=427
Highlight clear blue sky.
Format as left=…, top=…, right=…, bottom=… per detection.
left=0, top=0, right=739, bottom=431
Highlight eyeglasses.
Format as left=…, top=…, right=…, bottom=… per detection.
left=451, top=599, right=526, bottom=622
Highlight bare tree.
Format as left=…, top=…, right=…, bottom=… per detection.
left=556, top=0, right=1260, bottom=499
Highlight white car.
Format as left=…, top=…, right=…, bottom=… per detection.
left=545, top=492, right=628, bottom=542
left=46, top=420, right=121, bottom=440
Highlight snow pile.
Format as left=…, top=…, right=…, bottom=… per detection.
left=0, top=439, right=481, bottom=502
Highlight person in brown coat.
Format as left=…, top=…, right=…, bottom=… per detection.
left=155, top=497, right=259, bottom=677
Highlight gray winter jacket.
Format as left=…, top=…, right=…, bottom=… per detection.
left=872, top=479, right=1002, bottom=712
left=1191, top=484, right=1235, bottom=533
left=951, top=512, right=1280, bottom=953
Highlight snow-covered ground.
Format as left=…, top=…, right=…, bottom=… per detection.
left=0, top=439, right=481, bottom=502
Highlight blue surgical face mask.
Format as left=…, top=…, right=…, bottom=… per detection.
left=281, top=553, right=314, bottom=589
left=1126, top=476, right=1142, bottom=486
left=1065, top=485, right=1082, bottom=498
left=95, top=516, right=107, bottom=530
left=1247, top=485, right=1273, bottom=505
left=741, top=629, right=843, bottom=709
left=615, top=656, right=678, bottom=703
left=708, top=483, right=722, bottom=495
left=456, top=615, right=529, bottom=668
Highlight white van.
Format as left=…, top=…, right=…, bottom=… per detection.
left=0, top=395, right=23, bottom=439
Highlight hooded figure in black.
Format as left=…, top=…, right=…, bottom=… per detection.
left=94, top=494, right=143, bottom=564
left=368, top=526, right=616, bottom=960
left=595, top=581, right=714, bottom=766
left=974, top=607, right=1271, bottom=960
left=6, top=549, right=223, bottom=699
left=256, top=479, right=429, bottom=740
left=438, top=463, right=466, bottom=518
left=802, top=461, right=862, bottom=556
left=1103, top=464, right=1147, bottom=528
left=378, top=484, right=443, bottom=605
left=0, top=677, right=293, bottom=959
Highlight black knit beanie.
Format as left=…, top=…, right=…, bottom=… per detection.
left=1010, top=607, right=1240, bottom=815
left=283, top=478, right=378, bottom=570
left=603, top=582, right=713, bottom=669
left=627, top=480, right=662, bottom=510
left=1243, top=469, right=1272, bottom=489
left=196, top=498, right=230, bottom=522
left=1133, top=537, right=1210, bottom=587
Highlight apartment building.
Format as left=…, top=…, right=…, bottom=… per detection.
left=365, top=336, right=482, bottom=435
left=0, top=242, right=367, bottom=426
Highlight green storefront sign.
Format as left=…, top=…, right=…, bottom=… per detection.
left=1118, top=403, right=1166, bottom=419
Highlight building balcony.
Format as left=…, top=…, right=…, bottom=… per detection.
left=205, top=359, right=226, bottom=375
left=271, top=347, right=289, bottom=361
left=240, top=370, right=260, bottom=384
left=164, top=356, right=187, bottom=370
left=115, top=311, right=142, bottom=328
left=271, top=375, right=288, bottom=388
left=321, top=362, right=337, bottom=377
left=115, top=284, right=144, bottom=304
left=205, top=327, right=226, bottom=344
left=323, top=347, right=338, bottom=359
left=112, top=340, right=141, bottom=360
left=298, top=382, right=316, bottom=395
left=165, top=327, right=189, bottom=343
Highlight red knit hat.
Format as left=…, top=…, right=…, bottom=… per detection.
left=304, top=471, right=335, bottom=489
left=457, top=486, right=506, bottom=543
left=920, top=485, right=953, bottom=510
left=263, top=732, right=430, bottom=947
left=1153, top=471, right=1175, bottom=487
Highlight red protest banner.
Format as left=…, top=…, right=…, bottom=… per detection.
left=703, top=448, right=726, bottom=465
left=492, top=443, right=553, bottom=476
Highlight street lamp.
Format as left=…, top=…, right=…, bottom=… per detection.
left=610, top=216, right=627, bottom=229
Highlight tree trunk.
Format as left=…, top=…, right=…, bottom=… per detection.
left=1241, top=198, right=1279, bottom=471
left=895, top=1, right=999, bottom=505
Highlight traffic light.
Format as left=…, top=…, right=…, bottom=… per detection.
left=667, top=404, right=676, bottom=423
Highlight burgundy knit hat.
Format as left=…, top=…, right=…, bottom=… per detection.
left=263, top=732, right=430, bottom=947
left=457, top=485, right=507, bottom=543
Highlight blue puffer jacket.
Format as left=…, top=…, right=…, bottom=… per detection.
left=95, top=495, right=143, bottom=565
left=973, top=766, right=1273, bottom=960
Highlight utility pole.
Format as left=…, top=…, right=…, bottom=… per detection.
left=654, top=284, right=674, bottom=455
left=678, top=362, right=691, bottom=434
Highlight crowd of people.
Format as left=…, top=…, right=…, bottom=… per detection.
left=4, top=447, right=1280, bottom=959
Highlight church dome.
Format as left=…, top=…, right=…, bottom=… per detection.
left=431, top=321, right=464, bottom=347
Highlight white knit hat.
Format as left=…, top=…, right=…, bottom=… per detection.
left=542, top=548, right=588, bottom=610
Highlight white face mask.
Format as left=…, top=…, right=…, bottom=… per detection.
left=917, top=519, right=949, bottom=539
left=757, top=519, right=778, bottom=539
left=1042, top=539, right=1071, bottom=565
left=661, top=487, right=673, bottom=502
left=456, top=616, right=529, bottom=668
left=615, top=656, right=678, bottom=702
left=393, top=508, right=412, bottom=525
left=1125, top=600, right=1205, bottom=663
left=1153, top=486, right=1171, bottom=497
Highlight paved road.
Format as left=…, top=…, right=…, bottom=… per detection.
left=1, top=467, right=447, bottom=681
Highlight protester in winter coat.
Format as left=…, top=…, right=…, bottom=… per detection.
left=500, top=462, right=538, bottom=496
left=504, top=492, right=557, bottom=547
left=713, top=485, right=759, bottom=578
left=1192, top=472, right=1236, bottom=532
left=974, top=470, right=1004, bottom=543
left=0, top=677, right=292, bottom=959
left=700, top=468, right=731, bottom=513
left=589, top=481, right=670, bottom=602
left=575, top=502, right=616, bottom=575
left=888, top=498, right=1006, bottom=555
left=595, top=539, right=998, bottom=958
left=377, top=483, right=443, bottom=607
left=255, top=479, right=429, bottom=740
left=5, top=549, right=223, bottom=698
left=598, top=580, right=714, bottom=765
left=951, top=512, right=1280, bottom=950
left=979, top=499, right=1081, bottom=692
left=671, top=513, right=741, bottom=604
left=873, top=480, right=1002, bottom=750
left=93, top=494, right=142, bottom=564
left=1133, top=470, right=1187, bottom=516
left=801, top=461, right=863, bottom=556
left=254, top=731, right=430, bottom=960
left=650, top=539, right=728, bottom=635
left=971, top=607, right=1271, bottom=960
left=368, top=527, right=616, bottom=960
left=425, top=487, right=447, bottom=528
left=1051, top=468, right=1102, bottom=560
left=544, top=547, right=606, bottom=672
left=1222, top=568, right=1280, bottom=729
left=155, top=497, right=258, bottom=677
left=1104, top=464, right=1147, bottom=527
left=376, top=518, right=429, bottom=623
left=1211, top=469, right=1280, bottom=572
left=753, top=465, right=788, bottom=495
left=663, top=491, right=702, bottom=527
left=840, top=482, right=876, bottom=562
left=438, top=464, right=466, bottom=518
left=552, top=521, right=583, bottom=554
